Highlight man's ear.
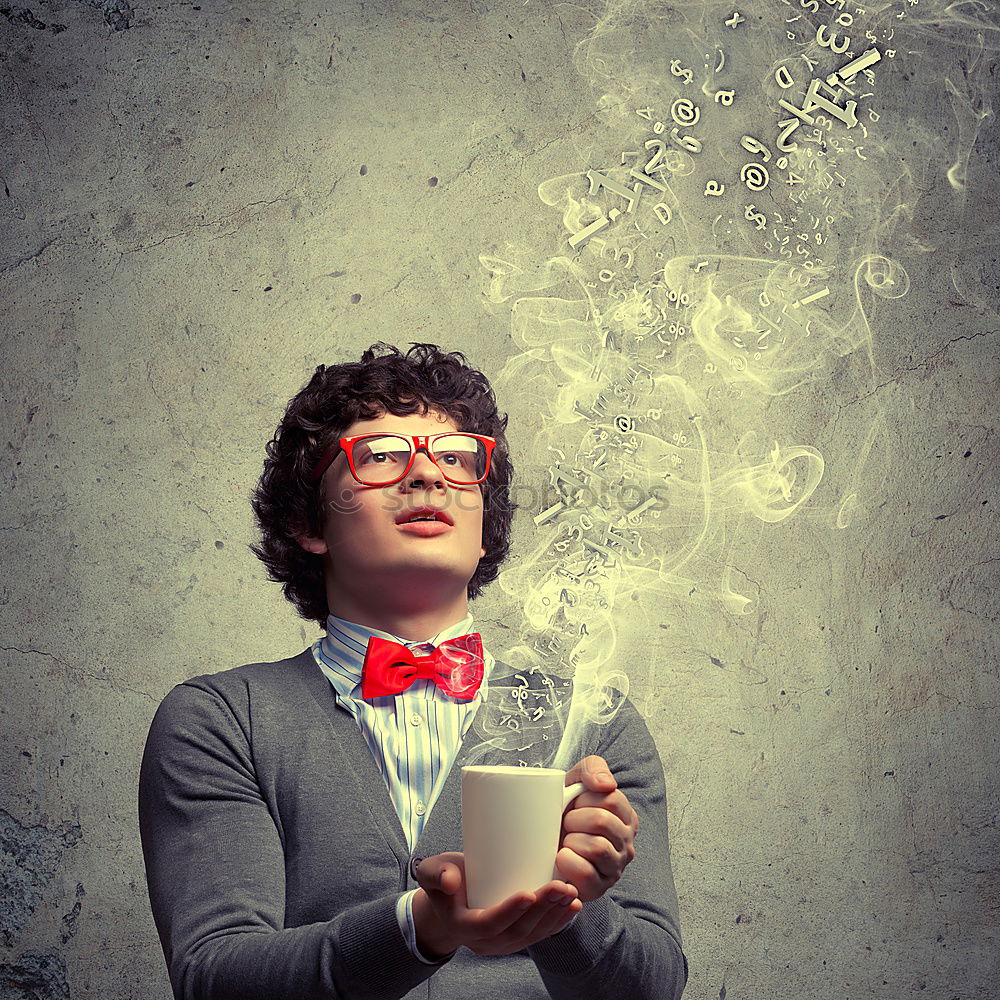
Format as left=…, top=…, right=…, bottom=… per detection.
left=296, top=533, right=329, bottom=556
left=480, top=545, right=486, bottom=559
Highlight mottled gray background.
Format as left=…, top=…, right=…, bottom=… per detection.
left=1, top=1, right=997, bottom=998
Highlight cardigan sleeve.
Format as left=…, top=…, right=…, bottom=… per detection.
left=526, top=695, right=689, bottom=1000
left=137, top=681, right=444, bottom=1000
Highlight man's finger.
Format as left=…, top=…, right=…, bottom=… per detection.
left=565, top=754, right=617, bottom=792
left=476, top=883, right=575, bottom=939
left=416, top=853, right=464, bottom=896
left=441, top=865, right=463, bottom=895
left=561, top=833, right=628, bottom=880
left=472, top=890, right=537, bottom=933
left=555, top=844, right=615, bottom=887
left=584, top=754, right=616, bottom=790
left=565, top=788, right=635, bottom=828
left=562, top=806, right=632, bottom=851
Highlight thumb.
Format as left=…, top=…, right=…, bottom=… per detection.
left=416, top=852, right=465, bottom=896
left=435, top=863, right=460, bottom=895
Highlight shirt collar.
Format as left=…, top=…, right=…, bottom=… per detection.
left=312, top=610, right=492, bottom=702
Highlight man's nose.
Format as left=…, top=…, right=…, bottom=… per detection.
left=406, top=447, right=446, bottom=486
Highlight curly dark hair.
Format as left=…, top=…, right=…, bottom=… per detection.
left=248, top=342, right=517, bottom=628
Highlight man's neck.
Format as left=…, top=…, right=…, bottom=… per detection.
left=328, top=593, right=472, bottom=643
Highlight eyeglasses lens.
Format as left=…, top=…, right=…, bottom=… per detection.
left=351, top=434, right=488, bottom=485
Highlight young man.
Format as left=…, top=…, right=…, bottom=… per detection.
left=138, top=342, right=688, bottom=999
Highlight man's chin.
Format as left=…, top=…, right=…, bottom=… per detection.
left=330, top=560, right=475, bottom=592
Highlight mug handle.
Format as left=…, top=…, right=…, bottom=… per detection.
left=562, top=781, right=586, bottom=810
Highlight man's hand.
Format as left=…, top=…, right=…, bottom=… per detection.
left=411, top=852, right=582, bottom=958
left=555, top=754, right=639, bottom=902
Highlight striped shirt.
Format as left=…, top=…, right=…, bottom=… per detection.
left=311, top=610, right=493, bottom=963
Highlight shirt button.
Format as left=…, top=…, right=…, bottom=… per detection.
left=415, top=802, right=426, bottom=816
left=410, top=713, right=422, bottom=727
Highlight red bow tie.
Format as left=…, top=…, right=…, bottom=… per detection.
left=360, top=633, right=485, bottom=701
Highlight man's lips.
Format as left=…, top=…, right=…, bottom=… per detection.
left=394, top=507, right=454, bottom=526
left=396, top=520, right=452, bottom=536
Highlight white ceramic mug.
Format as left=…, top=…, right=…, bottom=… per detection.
left=461, top=765, right=586, bottom=910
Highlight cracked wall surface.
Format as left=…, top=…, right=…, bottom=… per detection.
left=0, top=2, right=997, bottom=998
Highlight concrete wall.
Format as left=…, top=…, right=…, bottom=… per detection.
left=1, top=2, right=996, bottom=997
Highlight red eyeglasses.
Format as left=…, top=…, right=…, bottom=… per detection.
left=309, top=432, right=496, bottom=487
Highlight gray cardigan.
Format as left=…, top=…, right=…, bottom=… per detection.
left=138, top=647, right=688, bottom=999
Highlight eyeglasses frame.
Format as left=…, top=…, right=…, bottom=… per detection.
left=308, top=432, right=497, bottom=487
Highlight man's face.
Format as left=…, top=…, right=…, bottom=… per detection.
left=305, top=407, right=487, bottom=604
